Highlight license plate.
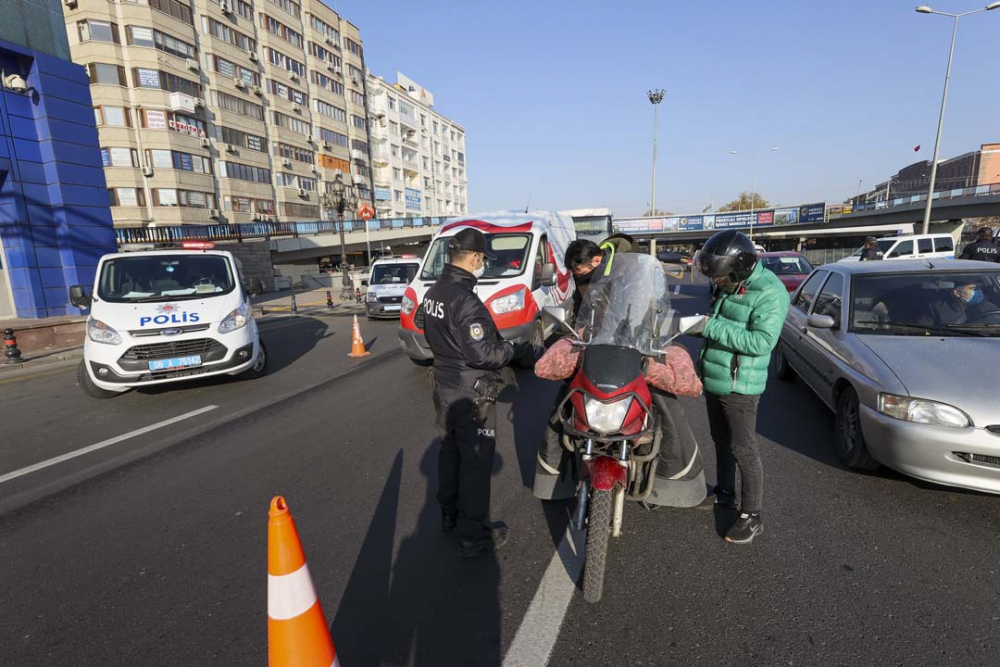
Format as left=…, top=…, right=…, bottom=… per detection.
left=149, top=355, right=202, bottom=371
left=384, top=305, right=401, bottom=312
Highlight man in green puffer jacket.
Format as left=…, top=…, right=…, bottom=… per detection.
left=687, top=230, right=789, bottom=544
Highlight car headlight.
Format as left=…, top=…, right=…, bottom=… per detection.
left=877, top=393, right=970, bottom=429
left=87, top=318, right=122, bottom=345
left=218, top=302, right=250, bottom=334
left=490, top=288, right=525, bottom=315
left=367, top=291, right=379, bottom=302
left=584, top=396, right=632, bottom=435
left=401, top=295, right=416, bottom=315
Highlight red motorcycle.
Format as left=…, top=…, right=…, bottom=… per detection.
left=544, top=253, right=690, bottom=602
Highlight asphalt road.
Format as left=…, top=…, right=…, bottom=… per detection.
left=1, top=275, right=999, bottom=667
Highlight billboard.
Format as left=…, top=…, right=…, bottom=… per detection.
left=679, top=216, right=703, bottom=231
left=799, top=203, right=826, bottom=223
left=773, top=207, right=799, bottom=226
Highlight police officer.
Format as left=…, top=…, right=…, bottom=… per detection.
left=959, top=227, right=1000, bottom=263
left=423, top=228, right=535, bottom=557
left=859, top=237, right=883, bottom=262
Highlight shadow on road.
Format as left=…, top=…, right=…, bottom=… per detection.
left=332, top=444, right=503, bottom=667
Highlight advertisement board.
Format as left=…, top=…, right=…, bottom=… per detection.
left=405, top=188, right=421, bottom=211
left=799, top=203, right=826, bottom=223
left=773, top=207, right=799, bottom=226
left=374, top=187, right=391, bottom=201
left=679, top=216, right=704, bottom=231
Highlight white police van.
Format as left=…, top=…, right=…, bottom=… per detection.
left=70, top=242, right=266, bottom=398
left=365, top=256, right=421, bottom=319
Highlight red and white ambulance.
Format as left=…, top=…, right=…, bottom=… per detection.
left=397, top=211, right=577, bottom=365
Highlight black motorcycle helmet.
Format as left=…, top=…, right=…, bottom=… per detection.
left=696, top=230, right=758, bottom=282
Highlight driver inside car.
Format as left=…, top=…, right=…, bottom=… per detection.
left=919, top=281, right=999, bottom=326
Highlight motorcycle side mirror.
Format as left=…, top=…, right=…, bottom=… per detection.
left=542, top=306, right=582, bottom=340
left=539, top=263, right=556, bottom=287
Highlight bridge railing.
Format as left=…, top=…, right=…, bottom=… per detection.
left=115, top=216, right=452, bottom=245
left=843, top=182, right=1000, bottom=216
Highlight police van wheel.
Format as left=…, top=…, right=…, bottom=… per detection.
left=243, top=340, right=268, bottom=379
left=77, top=361, right=119, bottom=399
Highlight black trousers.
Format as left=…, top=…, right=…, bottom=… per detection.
left=433, top=377, right=497, bottom=539
left=704, top=391, right=763, bottom=513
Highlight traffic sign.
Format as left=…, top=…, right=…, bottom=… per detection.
left=357, top=202, right=375, bottom=220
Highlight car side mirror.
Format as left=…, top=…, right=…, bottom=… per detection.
left=539, top=263, right=556, bottom=287
left=69, top=285, right=91, bottom=309
left=807, top=313, right=836, bottom=330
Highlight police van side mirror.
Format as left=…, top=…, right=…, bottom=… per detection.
left=539, top=263, right=556, bottom=287
left=69, top=285, right=91, bottom=309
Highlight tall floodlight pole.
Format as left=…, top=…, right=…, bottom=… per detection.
left=730, top=147, right=778, bottom=240
left=915, top=3, right=1000, bottom=233
left=648, top=89, right=665, bottom=216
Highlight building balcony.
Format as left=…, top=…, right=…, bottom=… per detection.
left=402, top=161, right=420, bottom=175
left=399, top=112, right=418, bottom=129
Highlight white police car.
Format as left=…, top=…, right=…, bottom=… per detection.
left=70, top=242, right=266, bottom=398
left=366, top=256, right=421, bottom=319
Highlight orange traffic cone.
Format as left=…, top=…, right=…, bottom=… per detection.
left=347, top=315, right=370, bottom=358
left=268, top=496, right=340, bottom=667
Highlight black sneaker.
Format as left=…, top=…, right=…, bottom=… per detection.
left=725, top=512, right=764, bottom=544
left=459, top=527, right=509, bottom=558
left=441, top=510, right=458, bottom=533
left=696, top=487, right=737, bottom=511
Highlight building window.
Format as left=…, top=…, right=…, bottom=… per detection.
left=309, top=15, right=339, bottom=42
left=352, top=139, right=369, bottom=153
left=152, top=189, right=216, bottom=208
left=100, top=147, right=140, bottom=168
left=267, top=79, right=308, bottom=105
left=388, top=97, right=396, bottom=111
left=350, top=90, right=364, bottom=106
left=220, top=126, right=268, bottom=152
left=280, top=202, right=319, bottom=218
left=221, top=161, right=271, bottom=183
left=391, top=145, right=399, bottom=157
left=94, top=106, right=132, bottom=127
left=125, top=26, right=197, bottom=58
left=317, top=127, right=349, bottom=147
left=88, top=63, right=127, bottom=87
left=344, top=37, right=362, bottom=57
left=202, top=16, right=256, bottom=52
left=132, top=69, right=202, bottom=97
left=207, top=0, right=254, bottom=20
left=346, top=64, right=363, bottom=81
left=224, top=196, right=275, bottom=214
left=149, top=0, right=194, bottom=25
left=272, top=111, right=311, bottom=136
left=393, top=167, right=402, bottom=180
left=314, top=100, right=346, bottom=122
left=108, top=188, right=146, bottom=207
left=276, top=173, right=315, bottom=190
left=273, top=142, right=314, bottom=164
left=78, top=20, right=120, bottom=44
left=317, top=154, right=351, bottom=172
left=213, top=91, right=265, bottom=120
left=264, top=47, right=306, bottom=76
left=259, top=13, right=304, bottom=48
left=350, top=115, right=366, bottom=131
left=266, top=0, right=301, bottom=18
left=311, top=71, right=344, bottom=96
left=208, top=54, right=260, bottom=86
left=399, top=101, right=415, bottom=117
left=394, top=190, right=402, bottom=202
left=143, top=149, right=211, bottom=174
left=309, top=42, right=341, bottom=66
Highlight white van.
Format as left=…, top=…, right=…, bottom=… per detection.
left=397, top=211, right=577, bottom=365
left=70, top=243, right=266, bottom=398
left=365, top=256, right=421, bottom=319
left=839, top=233, right=956, bottom=263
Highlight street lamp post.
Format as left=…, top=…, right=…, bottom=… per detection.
left=330, top=173, right=356, bottom=298
left=915, top=3, right=1000, bottom=234
left=647, top=89, right=665, bottom=216
left=730, top=147, right=778, bottom=240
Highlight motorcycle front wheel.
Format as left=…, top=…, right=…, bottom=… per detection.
left=583, top=487, right=612, bottom=603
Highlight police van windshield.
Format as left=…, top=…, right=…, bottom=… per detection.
left=98, top=254, right=236, bottom=303
left=371, top=263, right=419, bottom=285
left=419, top=233, right=532, bottom=281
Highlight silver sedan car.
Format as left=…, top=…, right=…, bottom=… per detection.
left=774, top=259, right=1000, bottom=494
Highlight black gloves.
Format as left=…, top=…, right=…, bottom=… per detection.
left=511, top=341, right=544, bottom=365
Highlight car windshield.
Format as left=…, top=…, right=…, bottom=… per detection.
left=576, top=253, right=677, bottom=355
left=371, top=263, right=418, bottom=285
left=419, top=233, right=532, bottom=280
left=850, top=271, right=1000, bottom=336
left=98, top=254, right=236, bottom=303
left=761, top=255, right=813, bottom=275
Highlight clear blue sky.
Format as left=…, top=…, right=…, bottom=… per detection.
left=334, top=0, right=1000, bottom=216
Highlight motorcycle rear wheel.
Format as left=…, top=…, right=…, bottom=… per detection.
left=583, top=488, right=612, bottom=603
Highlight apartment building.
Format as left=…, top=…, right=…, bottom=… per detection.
left=366, top=72, right=467, bottom=219
left=63, top=0, right=372, bottom=227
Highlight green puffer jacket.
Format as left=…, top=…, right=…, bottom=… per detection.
left=699, top=262, right=790, bottom=396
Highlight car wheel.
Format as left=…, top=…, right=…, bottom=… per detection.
left=517, top=321, right=545, bottom=368
left=835, top=387, right=880, bottom=470
left=77, top=360, right=120, bottom=399
left=774, top=344, right=796, bottom=382
left=242, top=340, right=268, bottom=379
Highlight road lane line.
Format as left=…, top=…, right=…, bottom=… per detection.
left=674, top=284, right=682, bottom=294
left=502, top=518, right=585, bottom=667
left=0, top=405, right=219, bottom=485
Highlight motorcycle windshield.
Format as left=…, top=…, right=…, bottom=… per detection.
left=577, top=253, right=677, bottom=356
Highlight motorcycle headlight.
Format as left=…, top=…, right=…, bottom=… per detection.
left=87, top=318, right=122, bottom=345
left=401, top=295, right=416, bottom=315
left=490, top=288, right=526, bottom=315
left=218, top=302, right=250, bottom=334
left=367, top=291, right=379, bottom=302
left=878, top=393, right=970, bottom=429
left=584, top=396, right=632, bottom=435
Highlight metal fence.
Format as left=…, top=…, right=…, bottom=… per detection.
left=802, top=247, right=858, bottom=266
left=115, top=216, right=452, bottom=245
left=842, top=182, right=1000, bottom=216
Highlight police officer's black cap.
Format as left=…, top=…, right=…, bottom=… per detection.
left=448, top=228, right=497, bottom=260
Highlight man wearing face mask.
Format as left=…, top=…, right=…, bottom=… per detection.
left=920, top=280, right=998, bottom=326
left=423, top=228, right=537, bottom=557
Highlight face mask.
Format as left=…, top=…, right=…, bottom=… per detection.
left=574, top=270, right=593, bottom=285
left=963, top=288, right=984, bottom=305
left=472, top=257, right=485, bottom=279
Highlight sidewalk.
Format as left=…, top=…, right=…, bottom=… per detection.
left=253, top=287, right=367, bottom=316
left=0, top=344, right=83, bottom=378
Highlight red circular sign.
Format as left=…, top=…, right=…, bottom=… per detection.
left=357, top=202, right=375, bottom=220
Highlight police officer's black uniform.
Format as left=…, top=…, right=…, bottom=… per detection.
left=960, top=234, right=1000, bottom=263
left=423, top=228, right=526, bottom=555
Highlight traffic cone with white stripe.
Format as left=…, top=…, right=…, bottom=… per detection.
left=347, top=315, right=370, bottom=358
left=268, top=496, right=340, bottom=667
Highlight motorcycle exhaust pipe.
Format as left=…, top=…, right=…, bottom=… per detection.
left=574, top=479, right=590, bottom=532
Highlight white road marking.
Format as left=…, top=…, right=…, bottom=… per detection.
left=674, top=284, right=681, bottom=294
left=502, top=518, right=586, bottom=667
left=0, top=405, right=219, bottom=485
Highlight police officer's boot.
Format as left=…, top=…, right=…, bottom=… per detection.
left=441, top=509, right=458, bottom=533
left=459, top=526, right=509, bottom=558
